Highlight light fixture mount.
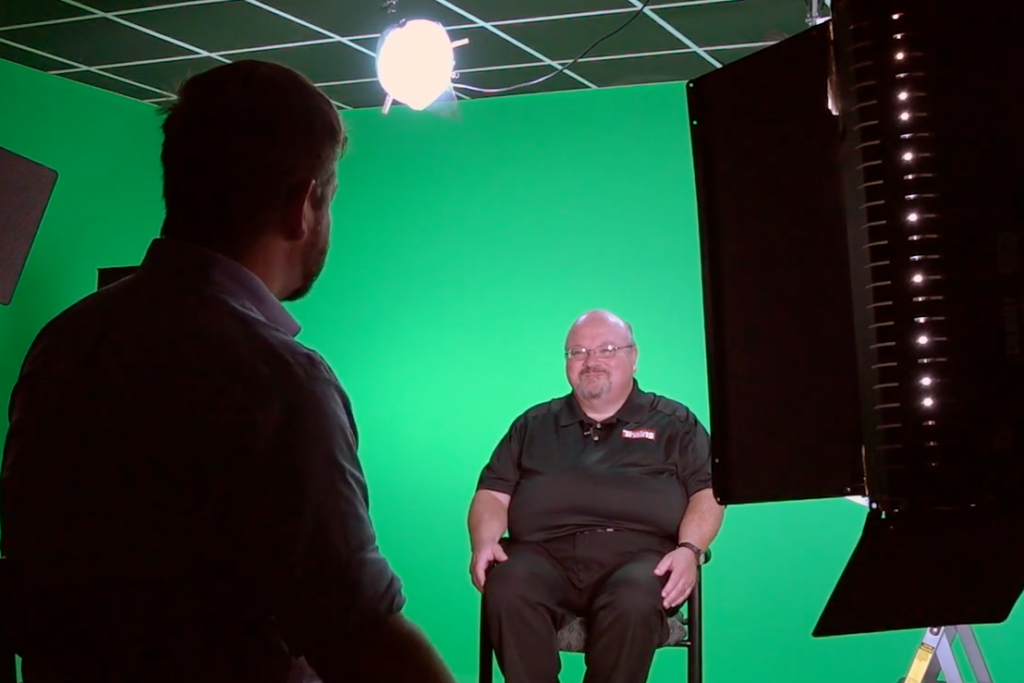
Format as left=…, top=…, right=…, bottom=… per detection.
left=375, top=18, right=467, bottom=114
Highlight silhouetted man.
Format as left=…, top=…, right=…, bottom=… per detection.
left=468, top=310, right=725, bottom=683
left=1, top=61, right=455, bottom=683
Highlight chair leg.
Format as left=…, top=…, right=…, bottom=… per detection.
left=479, top=597, right=493, bottom=683
left=687, top=572, right=703, bottom=683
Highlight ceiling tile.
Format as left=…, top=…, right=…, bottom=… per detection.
left=105, top=55, right=221, bottom=93
left=444, top=0, right=632, bottom=23
left=260, top=0, right=468, bottom=39
left=60, top=68, right=168, bottom=100
left=447, top=25, right=538, bottom=69
left=454, top=65, right=589, bottom=99
left=0, top=38, right=76, bottom=70
left=570, top=50, right=713, bottom=87
left=78, top=0, right=216, bottom=11
left=710, top=43, right=770, bottom=67
left=237, top=41, right=376, bottom=84
left=2, top=16, right=194, bottom=65
left=655, top=0, right=809, bottom=47
left=220, top=37, right=336, bottom=58
left=0, top=0, right=90, bottom=28
left=499, top=11, right=682, bottom=62
left=126, top=1, right=325, bottom=53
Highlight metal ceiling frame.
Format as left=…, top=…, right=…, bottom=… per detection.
left=0, top=0, right=818, bottom=109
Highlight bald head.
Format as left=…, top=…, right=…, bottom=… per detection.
left=564, top=310, right=638, bottom=405
left=566, top=310, right=635, bottom=348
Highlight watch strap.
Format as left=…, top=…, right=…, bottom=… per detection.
left=677, top=541, right=705, bottom=564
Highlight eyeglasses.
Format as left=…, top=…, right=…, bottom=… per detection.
left=564, top=343, right=635, bottom=361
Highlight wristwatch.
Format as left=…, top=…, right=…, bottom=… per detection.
left=677, top=541, right=706, bottom=565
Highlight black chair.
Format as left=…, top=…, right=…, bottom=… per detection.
left=478, top=551, right=710, bottom=683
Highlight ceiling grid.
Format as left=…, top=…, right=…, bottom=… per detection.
left=0, top=0, right=817, bottom=109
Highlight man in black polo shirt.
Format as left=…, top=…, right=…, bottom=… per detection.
left=468, top=310, right=725, bottom=683
left=0, top=61, right=455, bottom=683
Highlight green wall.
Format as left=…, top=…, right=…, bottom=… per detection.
left=0, top=59, right=165, bottom=447
left=2, top=57, right=1022, bottom=683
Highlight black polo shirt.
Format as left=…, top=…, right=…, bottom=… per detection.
left=0, top=237, right=403, bottom=682
left=476, top=383, right=712, bottom=543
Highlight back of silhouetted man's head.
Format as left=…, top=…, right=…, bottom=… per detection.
left=158, top=60, right=346, bottom=260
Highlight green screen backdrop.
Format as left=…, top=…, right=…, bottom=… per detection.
left=1, top=57, right=1021, bottom=683
left=0, top=59, right=164, bottom=448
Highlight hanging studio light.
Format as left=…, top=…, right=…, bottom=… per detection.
left=375, top=19, right=468, bottom=114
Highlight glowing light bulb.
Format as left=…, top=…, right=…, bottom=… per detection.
left=893, top=13, right=902, bottom=19
left=922, top=397, right=934, bottom=407
left=917, top=335, right=929, bottom=345
left=898, top=91, right=909, bottom=101
left=376, top=19, right=463, bottom=112
left=920, top=376, right=933, bottom=386
left=895, top=51, right=906, bottom=60
left=907, top=212, right=920, bottom=222
left=900, top=112, right=911, bottom=121
left=902, top=152, right=914, bottom=161
left=912, top=273, right=924, bottom=283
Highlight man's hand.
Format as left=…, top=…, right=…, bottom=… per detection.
left=470, top=542, right=508, bottom=592
left=653, top=547, right=698, bottom=609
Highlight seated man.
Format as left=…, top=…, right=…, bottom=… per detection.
left=468, top=310, right=725, bottom=683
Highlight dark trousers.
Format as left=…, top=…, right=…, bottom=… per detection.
left=483, top=529, right=677, bottom=683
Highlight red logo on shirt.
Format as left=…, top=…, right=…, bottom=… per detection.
left=622, top=428, right=656, bottom=440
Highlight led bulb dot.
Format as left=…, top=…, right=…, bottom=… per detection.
left=922, top=397, right=934, bottom=407
left=900, top=112, right=911, bottom=121
left=912, top=273, right=924, bottom=283
left=902, top=152, right=914, bottom=161
left=917, top=335, right=929, bottom=345
left=896, top=51, right=906, bottom=60
left=907, top=212, right=920, bottom=222
left=898, top=91, right=909, bottom=101
left=920, top=376, right=933, bottom=386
